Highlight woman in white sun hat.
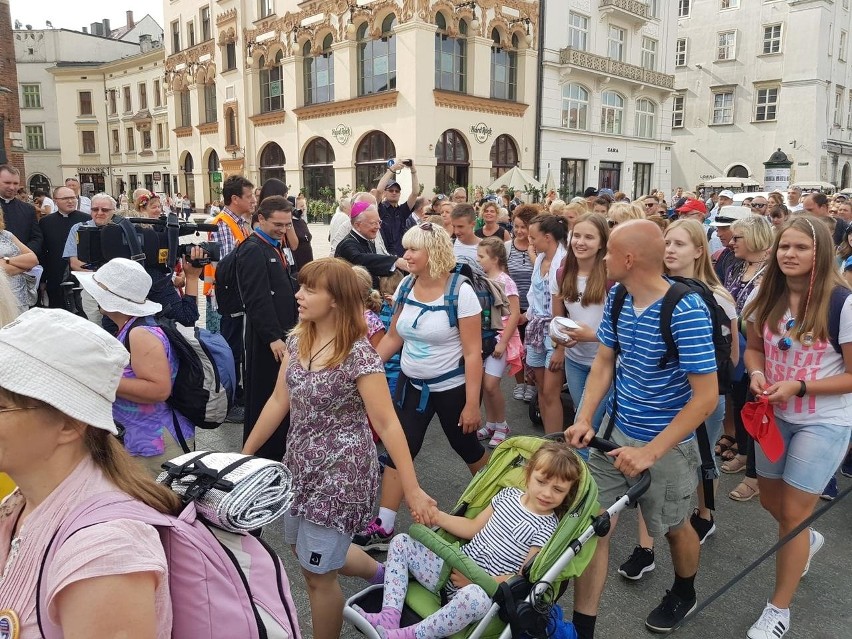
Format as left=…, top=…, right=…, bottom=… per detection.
left=74, top=258, right=194, bottom=474
left=0, top=307, right=180, bottom=636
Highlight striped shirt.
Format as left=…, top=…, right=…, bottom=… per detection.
left=213, top=207, right=251, bottom=258
left=505, top=240, right=533, bottom=311
left=598, top=282, right=716, bottom=442
left=461, top=487, right=558, bottom=578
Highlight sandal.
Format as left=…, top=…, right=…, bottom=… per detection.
left=721, top=456, right=747, bottom=474
left=715, top=434, right=736, bottom=457
left=729, top=480, right=760, bottom=502
left=720, top=443, right=740, bottom=462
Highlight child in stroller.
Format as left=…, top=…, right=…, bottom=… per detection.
left=353, top=441, right=582, bottom=639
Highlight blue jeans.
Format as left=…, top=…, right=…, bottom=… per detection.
left=564, top=357, right=609, bottom=438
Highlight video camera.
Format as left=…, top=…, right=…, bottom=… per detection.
left=76, top=213, right=221, bottom=273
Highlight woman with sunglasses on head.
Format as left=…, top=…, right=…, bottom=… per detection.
left=506, top=205, right=539, bottom=401
left=475, top=200, right=510, bottom=241
left=741, top=216, right=852, bottom=639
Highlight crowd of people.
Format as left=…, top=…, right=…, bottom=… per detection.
left=0, top=159, right=849, bottom=639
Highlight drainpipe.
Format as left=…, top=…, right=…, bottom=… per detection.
left=533, top=0, right=546, bottom=181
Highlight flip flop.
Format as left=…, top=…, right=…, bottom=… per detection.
left=715, top=434, right=736, bottom=457
left=729, top=481, right=760, bottom=501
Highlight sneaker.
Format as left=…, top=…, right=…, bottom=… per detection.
left=488, top=426, right=510, bottom=448
left=841, top=449, right=852, bottom=478
left=523, top=385, right=537, bottom=403
left=644, top=590, right=697, bottom=633
left=617, top=546, right=655, bottom=581
left=513, top=384, right=526, bottom=401
left=820, top=476, right=838, bottom=501
left=747, top=604, right=790, bottom=639
left=352, top=518, right=394, bottom=552
left=801, top=528, right=824, bottom=577
left=477, top=424, right=496, bottom=441
left=690, top=509, right=716, bottom=545
left=225, top=405, right=245, bottom=423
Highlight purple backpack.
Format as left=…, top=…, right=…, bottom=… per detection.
left=37, top=492, right=302, bottom=639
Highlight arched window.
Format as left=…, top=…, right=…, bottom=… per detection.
left=259, top=142, right=286, bottom=184
left=225, top=107, right=237, bottom=147
left=490, top=29, right=517, bottom=101
left=561, top=83, right=589, bottom=130
left=842, top=163, right=851, bottom=190
left=304, top=35, right=334, bottom=106
left=435, top=13, right=467, bottom=92
left=435, top=129, right=469, bottom=194
left=489, top=134, right=518, bottom=181
left=727, top=165, right=749, bottom=178
left=207, top=150, right=220, bottom=203
left=358, top=14, right=397, bottom=96
left=355, top=131, right=396, bottom=190
left=27, top=173, right=51, bottom=194
left=601, top=91, right=624, bottom=135
left=259, top=50, right=284, bottom=113
left=635, top=98, right=656, bottom=139
left=302, top=138, right=335, bottom=199
left=183, top=153, right=195, bottom=206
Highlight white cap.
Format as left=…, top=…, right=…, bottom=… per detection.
left=718, top=190, right=735, bottom=200
left=711, top=205, right=754, bottom=227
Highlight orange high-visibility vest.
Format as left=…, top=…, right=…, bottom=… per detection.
left=203, top=212, right=250, bottom=296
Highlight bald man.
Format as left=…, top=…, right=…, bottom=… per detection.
left=565, top=220, right=718, bottom=637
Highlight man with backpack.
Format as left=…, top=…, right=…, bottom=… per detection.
left=566, top=220, right=718, bottom=638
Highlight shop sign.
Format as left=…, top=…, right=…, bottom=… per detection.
left=76, top=166, right=109, bottom=175
left=332, top=124, right=352, bottom=145
left=470, top=123, right=493, bottom=144
left=211, top=171, right=222, bottom=183
left=153, top=171, right=162, bottom=181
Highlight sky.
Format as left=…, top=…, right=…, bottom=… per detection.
left=11, top=0, right=164, bottom=32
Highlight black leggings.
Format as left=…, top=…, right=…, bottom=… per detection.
left=385, top=380, right=485, bottom=469
left=731, top=374, right=757, bottom=479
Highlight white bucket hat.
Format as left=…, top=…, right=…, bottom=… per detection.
left=0, top=308, right=129, bottom=433
left=73, top=257, right=162, bottom=316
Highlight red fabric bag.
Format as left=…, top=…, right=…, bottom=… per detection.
left=741, top=396, right=785, bottom=463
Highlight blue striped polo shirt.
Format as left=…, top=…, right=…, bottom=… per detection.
left=597, top=281, right=716, bottom=442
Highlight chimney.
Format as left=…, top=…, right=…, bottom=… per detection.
left=102, top=18, right=111, bottom=35
left=126, top=10, right=134, bottom=29
left=90, top=22, right=102, bottom=36
left=82, top=26, right=88, bottom=34
left=139, top=33, right=152, bottom=53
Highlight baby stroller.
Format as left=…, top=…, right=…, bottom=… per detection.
left=344, top=435, right=650, bottom=639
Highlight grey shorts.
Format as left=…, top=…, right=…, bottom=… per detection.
left=283, top=513, right=352, bottom=574
left=589, top=427, right=700, bottom=537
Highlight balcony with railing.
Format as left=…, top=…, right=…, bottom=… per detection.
left=599, top=0, right=650, bottom=27
left=559, top=47, right=674, bottom=91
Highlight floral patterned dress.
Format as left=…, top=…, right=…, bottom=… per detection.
left=283, top=335, right=384, bottom=535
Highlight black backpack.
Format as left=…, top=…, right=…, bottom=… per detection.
left=213, top=242, right=245, bottom=318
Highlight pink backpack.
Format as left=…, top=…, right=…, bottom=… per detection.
left=37, top=492, right=302, bottom=639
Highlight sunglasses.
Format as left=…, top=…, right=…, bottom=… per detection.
left=91, top=207, right=115, bottom=213
left=777, top=318, right=795, bottom=351
left=433, top=194, right=447, bottom=202
left=419, top=222, right=435, bottom=232
left=644, top=202, right=657, bottom=208
left=750, top=203, right=767, bottom=209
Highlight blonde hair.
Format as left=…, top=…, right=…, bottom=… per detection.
left=549, top=199, right=567, bottom=215
left=378, top=270, right=405, bottom=299
left=402, top=223, right=456, bottom=279
left=608, top=202, right=645, bottom=225
left=290, top=258, right=368, bottom=368
left=352, top=265, right=383, bottom=313
left=478, top=236, right=508, bottom=273
left=664, top=219, right=733, bottom=304
left=730, top=214, right=774, bottom=253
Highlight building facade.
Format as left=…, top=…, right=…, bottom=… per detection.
left=539, top=0, right=677, bottom=200
left=164, top=0, right=539, bottom=209
left=49, top=46, right=170, bottom=197
left=672, top=0, right=852, bottom=192
left=1, top=0, right=25, bottom=176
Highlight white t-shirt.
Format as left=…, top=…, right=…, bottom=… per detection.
left=550, top=274, right=604, bottom=366
left=41, top=197, right=57, bottom=214
left=394, top=280, right=481, bottom=392
left=748, top=293, right=852, bottom=425
left=453, top=239, right=480, bottom=263
left=78, top=195, right=92, bottom=214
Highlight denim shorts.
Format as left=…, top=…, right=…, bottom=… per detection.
left=755, top=417, right=850, bottom=494
left=526, top=337, right=554, bottom=369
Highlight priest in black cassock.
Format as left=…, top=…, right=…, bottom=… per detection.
left=39, top=185, right=90, bottom=308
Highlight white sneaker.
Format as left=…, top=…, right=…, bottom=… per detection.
left=747, top=604, right=789, bottom=639
left=512, top=384, right=526, bottom=401
left=801, top=528, right=824, bottom=577
left=523, top=386, right=537, bottom=402
left=476, top=424, right=495, bottom=441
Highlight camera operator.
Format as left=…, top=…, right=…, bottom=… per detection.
left=376, top=159, right=418, bottom=257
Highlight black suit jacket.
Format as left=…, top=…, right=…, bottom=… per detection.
left=1, top=198, right=42, bottom=256
left=39, top=210, right=90, bottom=287
left=236, top=234, right=298, bottom=346
left=335, top=231, right=398, bottom=285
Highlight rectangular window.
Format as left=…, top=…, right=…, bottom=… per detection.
left=648, top=0, right=660, bottom=18
left=259, top=0, right=273, bottom=18
left=157, top=123, right=164, bottom=149
left=225, top=42, right=237, bottom=70
left=755, top=87, right=778, bottom=121
left=720, top=0, right=739, bottom=9
left=568, top=13, right=588, bottom=51
left=204, top=84, right=217, bottom=123
left=678, top=0, right=690, bottom=18
left=187, top=21, right=195, bottom=48
left=179, top=91, right=192, bottom=127
left=712, top=90, right=735, bottom=124
left=633, top=163, right=653, bottom=200
left=641, top=37, right=657, bottom=70
left=129, top=174, right=138, bottom=191
left=81, top=130, right=96, bottom=154
left=608, top=26, right=625, bottom=62
left=560, top=159, right=587, bottom=200
left=171, top=20, right=180, bottom=53
left=142, top=129, right=152, bottom=150
left=123, top=86, right=131, bottom=113
left=848, top=91, right=852, bottom=129
left=111, top=128, right=120, bottom=153
left=200, top=7, right=210, bottom=41
left=153, top=80, right=161, bottom=107
left=717, top=31, right=736, bottom=61
left=763, top=24, right=782, bottom=54
left=24, top=125, right=44, bottom=150
left=138, top=83, right=147, bottom=110
left=835, top=89, right=844, bottom=126
left=672, top=95, right=685, bottom=128
left=126, top=127, right=135, bottom=152
left=841, top=31, right=848, bottom=61
left=21, top=84, right=41, bottom=108
left=108, top=89, right=117, bottom=114
left=79, top=91, right=93, bottom=115
left=675, top=38, right=688, bottom=66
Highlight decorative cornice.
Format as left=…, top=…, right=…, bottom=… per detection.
left=249, top=111, right=287, bottom=126
left=173, top=126, right=194, bottom=138
left=197, top=122, right=219, bottom=134
left=216, top=8, right=237, bottom=26
left=432, top=90, right=529, bottom=117
left=220, top=158, right=245, bottom=177
left=293, top=91, right=399, bottom=121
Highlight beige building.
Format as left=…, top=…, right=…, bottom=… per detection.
left=50, top=45, right=171, bottom=198
left=164, top=0, right=540, bottom=209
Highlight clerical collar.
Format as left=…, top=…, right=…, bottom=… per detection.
left=255, top=227, right=280, bottom=247
left=352, top=229, right=373, bottom=243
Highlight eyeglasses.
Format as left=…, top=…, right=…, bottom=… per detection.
left=644, top=202, right=657, bottom=208
left=777, top=318, right=795, bottom=351
left=91, top=207, right=115, bottom=213
left=731, top=235, right=744, bottom=242
left=750, top=203, right=767, bottom=209
left=55, top=196, right=77, bottom=201
left=0, top=406, right=41, bottom=415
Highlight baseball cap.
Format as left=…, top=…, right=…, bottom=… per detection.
left=718, top=190, right=735, bottom=200
left=676, top=199, right=708, bottom=215
left=386, top=181, right=402, bottom=191
left=711, top=205, right=753, bottom=227
left=583, top=187, right=599, bottom=198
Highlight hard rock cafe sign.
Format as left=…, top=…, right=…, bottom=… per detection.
left=470, top=122, right=493, bottom=144
left=332, top=124, right=352, bottom=145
